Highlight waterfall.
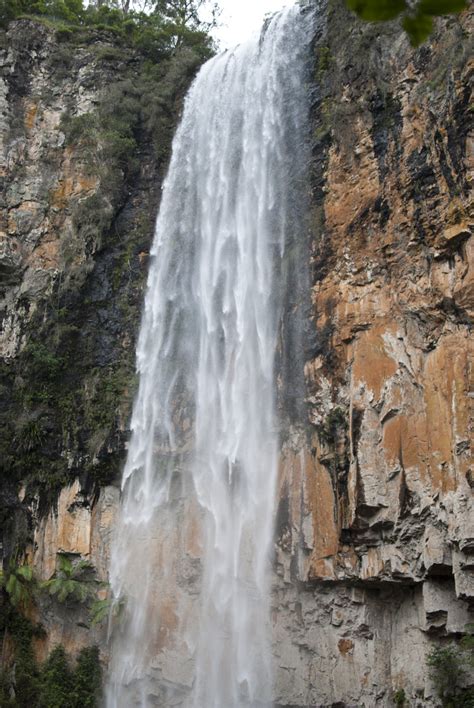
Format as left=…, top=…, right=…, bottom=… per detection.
left=106, top=4, right=311, bottom=706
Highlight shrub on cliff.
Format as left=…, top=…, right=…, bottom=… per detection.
left=39, top=645, right=102, bottom=708
left=0, top=563, right=36, bottom=612
left=0, top=609, right=44, bottom=707
left=427, top=638, right=474, bottom=707
left=461, top=625, right=474, bottom=669
left=71, top=646, right=102, bottom=708
left=38, top=645, right=73, bottom=708
left=42, top=554, right=101, bottom=605
left=0, top=637, right=102, bottom=707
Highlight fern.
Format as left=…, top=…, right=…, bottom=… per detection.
left=42, top=553, right=99, bottom=605
left=2, top=561, right=36, bottom=610
left=89, top=595, right=125, bottom=626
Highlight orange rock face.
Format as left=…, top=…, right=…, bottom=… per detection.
left=275, top=5, right=473, bottom=609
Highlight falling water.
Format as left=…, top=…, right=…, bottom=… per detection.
left=106, top=4, right=311, bottom=706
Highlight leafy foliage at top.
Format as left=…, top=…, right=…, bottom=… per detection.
left=346, top=0, right=469, bottom=45
left=0, top=0, right=216, bottom=62
left=156, top=0, right=219, bottom=33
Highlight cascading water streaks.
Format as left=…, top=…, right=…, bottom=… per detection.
left=106, top=5, right=311, bottom=706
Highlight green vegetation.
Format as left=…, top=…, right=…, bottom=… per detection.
left=39, top=645, right=73, bottom=708
left=461, top=626, right=474, bottom=668
left=0, top=0, right=216, bottom=62
left=0, top=611, right=44, bottom=706
left=36, top=644, right=102, bottom=708
left=23, top=343, right=64, bottom=383
left=316, top=45, right=332, bottom=80
left=426, top=631, right=474, bottom=707
left=0, top=561, right=40, bottom=707
left=89, top=595, right=125, bottom=626
left=0, top=563, right=36, bottom=611
left=0, top=560, right=43, bottom=707
left=71, top=646, right=102, bottom=707
left=0, top=639, right=102, bottom=707
left=156, top=0, right=219, bottom=34
left=0, top=296, right=135, bottom=500
left=345, top=0, right=468, bottom=46
left=392, top=688, right=406, bottom=706
left=89, top=597, right=111, bottom=626
left=0, top=554, right=104, bottom=706
left=42, top=554, right=102, bottom=605
left=35, top=644, right=102, bottom=708
left=317, top=406, right=347, bottom=446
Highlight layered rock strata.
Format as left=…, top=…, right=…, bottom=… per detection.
left=271, top=4, right=473, bottom=703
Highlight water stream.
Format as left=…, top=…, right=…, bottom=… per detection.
left=106, top=5, right=311, bottom=705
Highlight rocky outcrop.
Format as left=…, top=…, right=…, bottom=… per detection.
left=29, top=481, right=118, bottom=661
left=0, top=20, right=151, bottom=513
left=0, top=10, right=207, bottom=667
left=272, top=2, right=473, bottom=704
left=0, top=3, right=472, bottom=707
left=290, top=0, right=473, bottom=597
left=0, top=16, right=203, bottom=530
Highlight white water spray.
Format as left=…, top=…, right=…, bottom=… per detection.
left=106, top=5, right=311, bottom=706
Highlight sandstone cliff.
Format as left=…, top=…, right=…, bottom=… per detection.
left=0, top=2, right=472, bottom=706
left=272, top=3, right=473, bottom=704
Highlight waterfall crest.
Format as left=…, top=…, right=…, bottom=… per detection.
left=106, top=5, right=311, bottom=706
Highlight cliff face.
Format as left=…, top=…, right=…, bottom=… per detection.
left=292, top=0, right=473, bottom=591
left=0, top=3, right=473, bottom=707
left=0, top=14, right=205, bottom=663
left=272, top=3, right=473, bottom=704
left=0, top=16, right=202, bottom=541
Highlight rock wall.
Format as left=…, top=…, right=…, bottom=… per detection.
left=0, top=3, right=473, bottom=706
left=0, top=9, right=208, bottom=672
left=0, top=16, right=204, bottom=546
left=271, top=2, right=473, bottom=704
